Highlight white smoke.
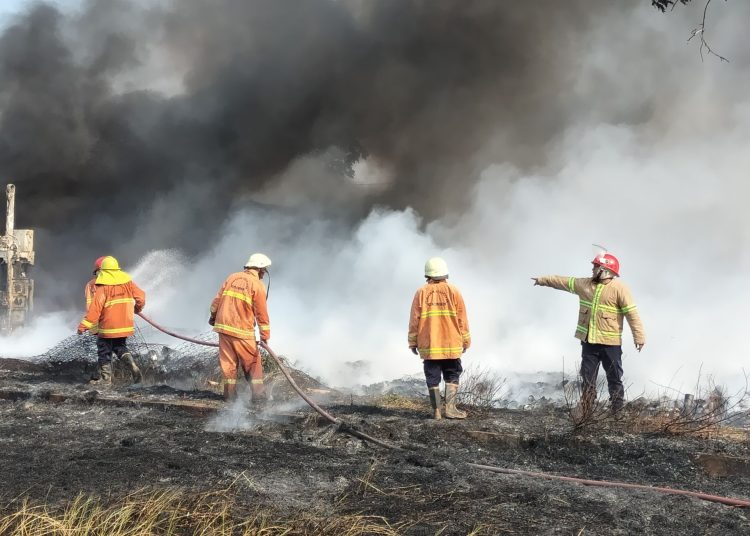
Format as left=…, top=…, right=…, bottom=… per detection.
left=0, top=311, right=77, bottom=357
left=205, top=397, right=257, bottom=432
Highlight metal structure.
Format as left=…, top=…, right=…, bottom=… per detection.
left=0, top=184, right=35, bottom=334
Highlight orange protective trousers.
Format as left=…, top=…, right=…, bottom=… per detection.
left=218, top=333, right=265, bottom=396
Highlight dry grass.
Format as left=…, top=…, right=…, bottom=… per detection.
left=0, top=487, right=404, bottom=536
left=347, top=461, right=511, bottom=535
left=563, top=370, right=750, bottom=437
left=457, top=365, right=507, bottom=409
left=375, top=393, right=428, bottom=411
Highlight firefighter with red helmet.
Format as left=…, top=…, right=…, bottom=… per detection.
left=532, top=251, right=646, bottom=416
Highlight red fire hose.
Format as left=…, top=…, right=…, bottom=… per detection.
left=136, top=312, right=399, bottom=450
left=469, top=463, right=750, bottom=508
left=136, top=313, right=750, bottom=508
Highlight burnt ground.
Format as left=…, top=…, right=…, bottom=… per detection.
left=1, top=357, right=749, bottom=535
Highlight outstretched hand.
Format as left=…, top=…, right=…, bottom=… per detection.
left=531, top=278, right=540, bottom=286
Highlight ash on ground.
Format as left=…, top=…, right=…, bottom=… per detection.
left=1, top=336, right=749, bottom=535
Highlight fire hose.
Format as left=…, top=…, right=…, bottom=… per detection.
left=136, top=313, right=749, bottom=508
left=468, top=463, right=750, bottom=508
left=136, top=312, right=400, bottom=450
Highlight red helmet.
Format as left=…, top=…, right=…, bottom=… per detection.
left=93, top=256, right=107, bottom=273
left=592, top=253, right=620, bottom=276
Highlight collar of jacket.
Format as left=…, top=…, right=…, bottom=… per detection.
left=96, top=269, right=133, bottom=285
left=244, top=269, right=261, bottom=280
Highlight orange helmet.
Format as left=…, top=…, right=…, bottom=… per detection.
left=93, top=256, right=107, bottom=274
left=592, top=253, right=620, bottom=277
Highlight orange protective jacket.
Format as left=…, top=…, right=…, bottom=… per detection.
left=84, top=278, right=99, bottom=335
left=210, top=270, right=270, bottom=342
left=408, top=280, right=471, bottom=360
left=79, top=281, right=146, bottom=338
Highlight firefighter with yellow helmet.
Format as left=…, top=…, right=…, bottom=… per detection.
left=78, top=256, right=146, bottom=385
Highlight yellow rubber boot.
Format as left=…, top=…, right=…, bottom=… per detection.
left=444, top=383, right=467, bottom=419
left=120, top=352, right=142, bottom=384
left=89, top=363, right=112, bottom=386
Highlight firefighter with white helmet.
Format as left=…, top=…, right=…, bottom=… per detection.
left=209, top=253, right=272, bottom=404
left=533, top=250, right=646, bottom=416
left=408, top=257, right=471, bottom=419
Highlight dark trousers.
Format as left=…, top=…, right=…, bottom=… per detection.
left=96, top=337, right=130, bottom=365
left=580, top=342, right=624, bottom=410
left=424, top=359, right=463, bottom=388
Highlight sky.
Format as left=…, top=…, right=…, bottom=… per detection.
left=0, top=0, right=77, bottom=21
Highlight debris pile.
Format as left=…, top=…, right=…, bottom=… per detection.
left=34, top=328, right=329, bottom=400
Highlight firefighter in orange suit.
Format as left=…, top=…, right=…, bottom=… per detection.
left=533, top=252, right=646, bottom=416
left=408, top=257, right=471, bottom=420
left=78, top=256, right=146, bottom=385
left=84, top=256, right=107, bottom=336
left=209, top=253, right=272, bottom=404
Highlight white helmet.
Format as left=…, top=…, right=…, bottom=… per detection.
left=244, top=253, right=272, bottom=269
left=424, top=257, right=448, bottom=279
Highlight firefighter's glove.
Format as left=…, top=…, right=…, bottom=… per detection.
left=531, top=277, right=540, bottom=286
left=635, top=343, right=644, bottom=352
left=77, top=326, right=86, bottom=335
left=208, top=315, right=216, bottom=326
left=410, top=347, right=418, bottom=356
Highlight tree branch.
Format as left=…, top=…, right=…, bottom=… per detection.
left=687, top=0, right=729, bottom=62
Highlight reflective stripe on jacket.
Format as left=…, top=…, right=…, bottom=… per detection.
left=536, top=275, right=645, bottom=346
left=79, top=281, right=146, bottom=338
left=408, top=280, right=470, bottom=360
left=210, top=271, right=270, bottom=342
left=84, top=278, right=99, bottom=335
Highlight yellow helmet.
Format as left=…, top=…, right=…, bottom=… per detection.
left=244, top=253, right=272, bottom=269
left=100, top=256, right=120, bottom=270
left=424, top=257, right=448, bottom=278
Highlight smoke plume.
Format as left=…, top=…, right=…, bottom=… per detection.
left=2, top=0, right=606, bottom=298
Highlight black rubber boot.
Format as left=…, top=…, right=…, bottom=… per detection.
left=428, top=387, right=442, bottom=420
left=223, top=382, right=237, bottom=402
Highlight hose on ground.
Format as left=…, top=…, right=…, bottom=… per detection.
left=468, top=463, right=750, bottom=508
left=136, top=314, right=750, bottom=508
left=137, top=313, right=400, bottom=450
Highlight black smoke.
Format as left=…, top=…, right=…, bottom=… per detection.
left=0, top=0, right=628, bottom=307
